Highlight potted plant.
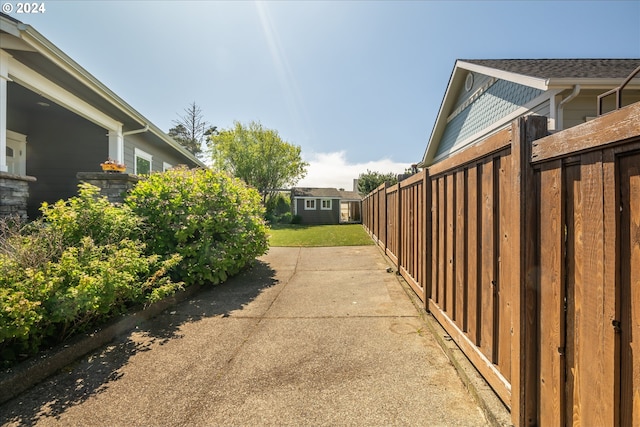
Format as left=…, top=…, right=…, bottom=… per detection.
left=100, top=158, right=126, bottom=173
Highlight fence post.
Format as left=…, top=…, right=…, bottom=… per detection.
left=510, top=115, right=547, bottom=426
left=424, top=169, right=432, bottom=310
left=397, top=182, right=402, bottom=270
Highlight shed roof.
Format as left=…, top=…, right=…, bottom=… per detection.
left=291, top=187, right=362, bottom=200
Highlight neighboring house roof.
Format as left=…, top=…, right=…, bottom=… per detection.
left=421, top=58, right=640, bottom=166
left=338, top=190, right=363, bottom=201
left=291, top=187, right=363, bottom=200
left=0, top=12, right=206, bottom=168
left=461, top=59, right=640, bottom=81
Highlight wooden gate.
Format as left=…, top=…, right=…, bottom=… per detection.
left=532, top=104, right=640, bottom=426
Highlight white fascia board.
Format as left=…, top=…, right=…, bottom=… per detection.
left=547, top=78, right=640, bottom=89
left=457, top=61, right=549, bottom=91
left=147, top=121, right=207, bottom=167
left=18, top=27, right=134, bottom=121
left=0, top=17, right=21, bottom=37
left=8, top=56, right=122, bottom=131
left=420, top=64, right=463, bottom=166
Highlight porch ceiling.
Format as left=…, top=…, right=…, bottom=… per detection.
left=5, top=48, right=141, bottom=131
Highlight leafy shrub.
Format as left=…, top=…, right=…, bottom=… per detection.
left=265, top=193, right=291, bottom=216
left=278, top=212, right=293, bottom=224
left=290, top=214, right=302, bottom=225
left=126, top=167, right=269, bottom=286
left=39, top=182, right=141, bottom=247
left=0, top=186, right=182, bottom=365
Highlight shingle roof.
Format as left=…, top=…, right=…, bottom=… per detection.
left=338, top=190, right=362, bottom=200
left=461, top=59, right=640, bottom=79
left=292, top=188, right=342, bottom=198
left=291, top=188, right=362, bottom=200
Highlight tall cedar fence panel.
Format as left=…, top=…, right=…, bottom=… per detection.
left=532, top=102, right=640, bottom=426
left=427, top=125, right=517, bottom=408
left=361, top=102, right=640, bottom=426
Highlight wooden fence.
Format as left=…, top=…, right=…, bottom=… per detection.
left=362, top=102, right=640, bottom=426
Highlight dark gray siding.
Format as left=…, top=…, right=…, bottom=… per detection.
left=295, top=198, right=340, bottom=224
left=24, top=104, right=107, bottom=218
left=124, top=133, right=191, bottom=173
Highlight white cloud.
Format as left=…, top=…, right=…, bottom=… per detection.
left=295, top=151, right=411, bottom=191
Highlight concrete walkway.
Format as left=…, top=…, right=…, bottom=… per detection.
left=1, top=246, right=494, bottom=426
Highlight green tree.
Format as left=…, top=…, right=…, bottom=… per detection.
left=168, top=102, right=217, bottom=158
left=209, top=121, right=308, bottom=205
left=357, top=170, right=398, bottom=195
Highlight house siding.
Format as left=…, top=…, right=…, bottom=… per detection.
left=562, top=88, right=640, bottom=129
left=436, top=78, right=543, bottom=159
left=295, top=198, right=340, bottom=224
left=123, top=134, right=188, bottom=174
left=25, top=107, right=106, bottom=218
left=450, top=72, right=495, bottom=112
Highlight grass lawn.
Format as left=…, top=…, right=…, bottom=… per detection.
left=268, top=224, right=375, bottom=247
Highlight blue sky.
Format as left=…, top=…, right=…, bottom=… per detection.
left=8, top=0, right=640, bottom=189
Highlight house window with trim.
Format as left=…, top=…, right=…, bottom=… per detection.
left=305, top=199, right=316, bottom=210
left=163, top=162, right=173, bottom=171
left=135, top=148, right=152, bottom=175
left=321, top=199, right=332, bottom=210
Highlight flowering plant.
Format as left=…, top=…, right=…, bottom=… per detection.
left=100, top=158, right=126, bottom=173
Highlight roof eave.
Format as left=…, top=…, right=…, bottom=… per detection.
left=546, top=77, right=640, bottom=89
left=11, top=19, right=206, bottom=167
left=421, top=60, right=468, bottom=166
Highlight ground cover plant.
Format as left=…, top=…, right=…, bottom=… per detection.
left=268, top=224, right=374, bottom=247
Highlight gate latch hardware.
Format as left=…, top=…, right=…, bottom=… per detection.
left=612, top=320, right=622, bottom=333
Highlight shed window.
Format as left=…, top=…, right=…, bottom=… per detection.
left=135, top=148, right=152, bottom=175
left=321, top=199, right=332, bottom=210
left=305, top=199, right=316, bottom=210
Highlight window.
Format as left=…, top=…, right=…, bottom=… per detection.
left=134, top=148, right=152, bottom=175
left=6, top=130, right=27, bottom=176
left=163, top=162, right=173, bottom=171
left=305, top=199, right=316, bottom=210
left=321, top=199, right=332, bottom=210
left=465, top=72, right=474, bottom=92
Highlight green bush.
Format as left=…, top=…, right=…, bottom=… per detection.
left=278, top=212, right=293, bottom=224
left=0, top=185, right=182, bottom=365
left=39, top=182, right=141, bottom=247
left=126, top=167, right=269, bottom=286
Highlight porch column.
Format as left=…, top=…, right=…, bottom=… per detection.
left=108, top=126, right=124, bottom=164
left=0, top=51, right=10, bottom=172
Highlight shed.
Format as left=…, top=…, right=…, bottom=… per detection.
left=291, top=187, right=362, bottom=225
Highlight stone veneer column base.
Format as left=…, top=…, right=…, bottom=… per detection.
left=0, top=172, right=37, bottom=220
left=77, top=172, right=140, bottom=204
